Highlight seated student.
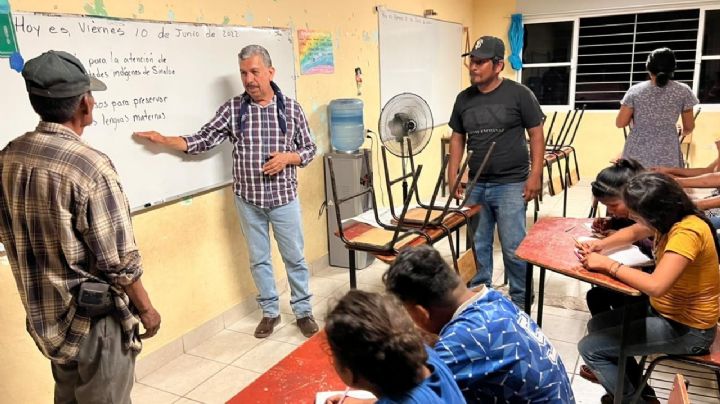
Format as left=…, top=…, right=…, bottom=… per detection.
left=586, top=159, right=650, bottom=316
left=577, top=172, right=719, bottom=404
left=324, top=290, right=465, bottom=404
left=384, top=245, right=575, bottom=404
left=581, top=159, right=653, bottom=385
left=654, top=139, right=720, bottom=228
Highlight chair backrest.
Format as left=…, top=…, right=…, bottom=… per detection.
left=588, top=197, right=600, bottom=218
left=668, top=373, right=690, bottom=404
left=563, top=104, right=586, bottom=147
left=328, top=151, right=425, bottom=251
left=544, top=111, right=558, bottom=147
left=552, top=104, right=586, bottom=151
left=456, top=142, right=497, bottom=210
left=381, top=138, right=415, bottom=221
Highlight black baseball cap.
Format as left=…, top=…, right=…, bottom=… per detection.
left=22, top=50, right=107, bottom=98
left=462, top=36, right=505, bottom=60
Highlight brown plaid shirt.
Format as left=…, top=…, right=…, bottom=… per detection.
left=0, top=122, right=143, bottom=364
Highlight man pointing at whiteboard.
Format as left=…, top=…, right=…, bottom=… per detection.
left=134, top=45, right=318, bottom=339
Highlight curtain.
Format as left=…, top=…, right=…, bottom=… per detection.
left=508, top=13, right=523, bottom=71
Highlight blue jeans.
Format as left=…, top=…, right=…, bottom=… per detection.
left=235, top=197, right=312, bottom=318
left=578, top=302, right=716, bottom=402
left=468, top=181, right=530, bottom=306
left=709, top=215, right=720, bottom=230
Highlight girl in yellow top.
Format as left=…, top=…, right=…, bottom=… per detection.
left=577, top=172, right=719, bottom=403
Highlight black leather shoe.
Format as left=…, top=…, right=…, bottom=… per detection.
left=296, top=316, right=319, bottom=337
left=254, top=316, right=281, bottom=338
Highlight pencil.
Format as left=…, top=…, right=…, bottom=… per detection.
left=337, top=387, right=351, bottom=404
left=571, top=235, right=588, bottom=253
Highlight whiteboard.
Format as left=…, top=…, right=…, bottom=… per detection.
left=0, top=13, right=295, bottom=210
left=378, top=9, right=463, bottom=127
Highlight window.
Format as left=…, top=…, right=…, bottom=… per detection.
left=576, top=9, right=698, bottom=110
left=521, top=22, right=573, bottom=106
left=521, top=6, right=720, bottom=109
left=699, top=9, right=720, bottom=103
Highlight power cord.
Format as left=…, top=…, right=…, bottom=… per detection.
left=365, top=129, right=386, bottom=205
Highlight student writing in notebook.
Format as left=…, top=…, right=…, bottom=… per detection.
left=586, top=159, right=652, bottom=316
left=577, top=172, right=719, bottom=403
left=323, top=290, right=464, bottom=404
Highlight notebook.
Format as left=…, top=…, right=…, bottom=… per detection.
left=315, top=390, right=376, bottom=404
left=577, top=236, right=654, bottom=267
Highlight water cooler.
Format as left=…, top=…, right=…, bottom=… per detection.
left=325, top=98, right=374, bottom=268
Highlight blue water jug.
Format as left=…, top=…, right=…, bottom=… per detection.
left=328, top=99, right=364, bottom=153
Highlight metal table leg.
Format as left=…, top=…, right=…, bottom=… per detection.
left=348, top=250, right=357, bottom=289
left=524, top=262, right=533, bottom=315
left=614, top=295, right=631, bottom=404
left=537, top=267, right=546, bottom=327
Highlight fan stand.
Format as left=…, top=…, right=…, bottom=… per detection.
left=400, top=138, right=408, bottom=200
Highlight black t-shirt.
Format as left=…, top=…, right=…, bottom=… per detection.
left=449, top=79, right=544, bottom=183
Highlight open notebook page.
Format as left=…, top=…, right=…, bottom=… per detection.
left=577, top=236, right=654, bottom=267
left=316, top=390, right=376, bottom=404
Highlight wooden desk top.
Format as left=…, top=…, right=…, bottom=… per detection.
left=228, top=332, right=344, bottom=404
left=516, top=217, right=642, bottom=296
left=340, top=204, right=480, bottom=264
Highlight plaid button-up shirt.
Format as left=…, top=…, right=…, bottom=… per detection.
left=183, top=91, right=316, bottom=208
left=0, top=122, right=143, bottom=364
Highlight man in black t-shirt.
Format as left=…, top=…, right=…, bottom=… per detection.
left=448, top=36, right=545, bottom=308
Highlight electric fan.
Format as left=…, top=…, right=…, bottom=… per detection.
left=378, top=93, right=433, bottom=157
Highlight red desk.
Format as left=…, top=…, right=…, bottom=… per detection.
left=516, top=216, right=642, bottom=404
left=228, top=332, right=343, bottom=404
left=516, top=217, right=641, bottom=297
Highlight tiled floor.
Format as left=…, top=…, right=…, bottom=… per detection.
left=131, top=182, right=717, bottom=403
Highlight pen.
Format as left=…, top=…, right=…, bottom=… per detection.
left=337, top=387, right=351, bottom=404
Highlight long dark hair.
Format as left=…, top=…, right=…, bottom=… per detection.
left=325, top=290, right=427, bottom=397
left=623, top=172, right=720, bottom=259
left=646, top=47, right=676, bottom=88
left=591, top=158, right=645, bottom=200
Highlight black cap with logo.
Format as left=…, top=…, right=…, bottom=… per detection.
left=461, top=36, right=505, bottom=60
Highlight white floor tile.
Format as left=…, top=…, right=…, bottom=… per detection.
left=537, top=313, right=588, bottom=345
left=550, top=338, right=580, bottom=376
left=309, top=276, right=348, bottom=297
left=131, top=383, right=179, bottom=404
left=313, top=265, right=352, bottom=282
left=185, top=366, right=260, bottom=404
left=138, top=354, right=225, bottom=396
left=187, top=329, right=262, bottom=364
left=572, top=376, right=608, bottom=403
left=232, top=339, right=298, bottom=373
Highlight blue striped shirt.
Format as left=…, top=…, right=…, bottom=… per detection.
left=435, top=288, right=575, bottom=403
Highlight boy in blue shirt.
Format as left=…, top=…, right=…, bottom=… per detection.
left=324, top=290, right=464, bottom=404
left=384, top=245, right=575, bottom=403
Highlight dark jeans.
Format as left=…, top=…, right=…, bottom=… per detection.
left=586, top=286, right=649, bottom=317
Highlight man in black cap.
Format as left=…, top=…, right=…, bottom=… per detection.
left=0, top=50, right=161, bottom=402
left=447, top=36, right=545, bottom=309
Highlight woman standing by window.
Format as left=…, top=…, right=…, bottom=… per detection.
left=618, top=47, right=698, bottom=168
